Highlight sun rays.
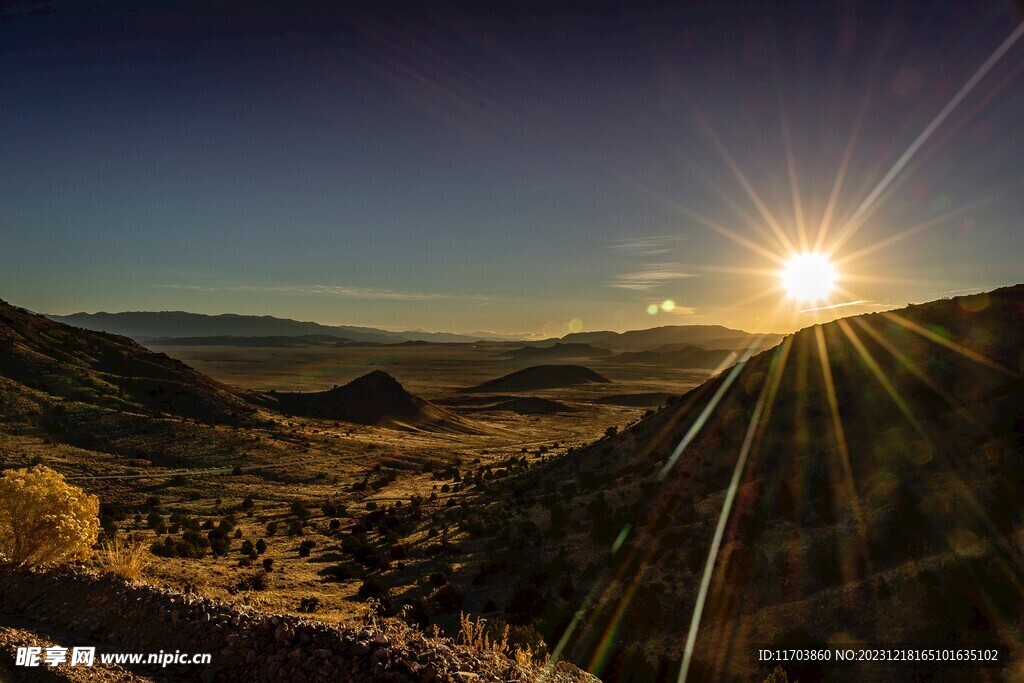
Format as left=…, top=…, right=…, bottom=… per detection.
left=544, top=18, right=1024, bottom=683
left=780, top=252, right=837, bottom=302
left=615, top=22, right=1024, bottom=337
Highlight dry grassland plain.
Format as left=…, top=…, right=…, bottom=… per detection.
left=1, top=340, right=710, bottom=631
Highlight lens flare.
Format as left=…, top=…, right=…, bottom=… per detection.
left=780, top=252, right=836, bottom=302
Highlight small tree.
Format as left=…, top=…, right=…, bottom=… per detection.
left=0, top=466, right=100, bottom=567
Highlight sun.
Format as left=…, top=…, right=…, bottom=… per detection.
left=780, top=252, right=836, bottom=302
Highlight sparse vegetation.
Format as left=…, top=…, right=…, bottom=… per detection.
left=97, top=533, right=149, bottom=580
left=237, top=569, right=271, bottom=591
left=458, top=612, right=508, bottom=654
left=458, top=613, right=548, bottom=666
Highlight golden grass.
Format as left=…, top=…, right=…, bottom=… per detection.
left=513, top=647, right=534, bottom=667
left=458, top=612, right=551, bottom=667
left=459, top=612, right=509, bottom=654
left=97, top=534, right=149, bottom=581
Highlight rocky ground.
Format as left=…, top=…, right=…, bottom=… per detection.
left=0, top=625, right=149, bottom=682
left=0, top=566, right=598, bottom=682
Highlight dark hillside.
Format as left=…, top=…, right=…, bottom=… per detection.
left=264, top=370, right=479, bottom=433
left=463, top=365, right=611, bottom=393
left=400, top=285, right=1024, bottom=682
left=0, top=299, right=256, bottom=427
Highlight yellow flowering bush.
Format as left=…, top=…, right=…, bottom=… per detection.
left=0, top=465, right=99, bottom=567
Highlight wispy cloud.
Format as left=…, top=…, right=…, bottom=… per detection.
left=606, top=235, right=689, bottom=256
left=798, top=299, right=889, bottom=313
left=154, top=283, right=494, bottom=301
left=607, top=264, right=698, bottom=290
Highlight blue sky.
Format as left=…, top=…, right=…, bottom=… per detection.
left=2, top=1, right=1022, bottom=335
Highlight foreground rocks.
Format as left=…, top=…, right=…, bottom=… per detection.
left=0, top=566, right=598, bottom=682
left=0, top=626, right=151, bottom=682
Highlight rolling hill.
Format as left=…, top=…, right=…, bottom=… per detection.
left=0, top=298, right=256, bottom=427
left=399, top=285, right=1024, bottom=681
left=263, top=370, right=478, bottom=432
left=503, top=343, right=614, bottom=361
left=461, top=365, right=612, bottom=393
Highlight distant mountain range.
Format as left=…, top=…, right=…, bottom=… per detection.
left=562, top=324, right=783, bottom=351
left=46, top=310, right=781, bottom=353
left=45, top=311, right=522, bottom=345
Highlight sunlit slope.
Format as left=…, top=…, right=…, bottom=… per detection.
left=447, top=285, right=1023, bottom=681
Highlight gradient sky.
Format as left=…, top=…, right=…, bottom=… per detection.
left=2, top=1, right=1023, bottom=336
